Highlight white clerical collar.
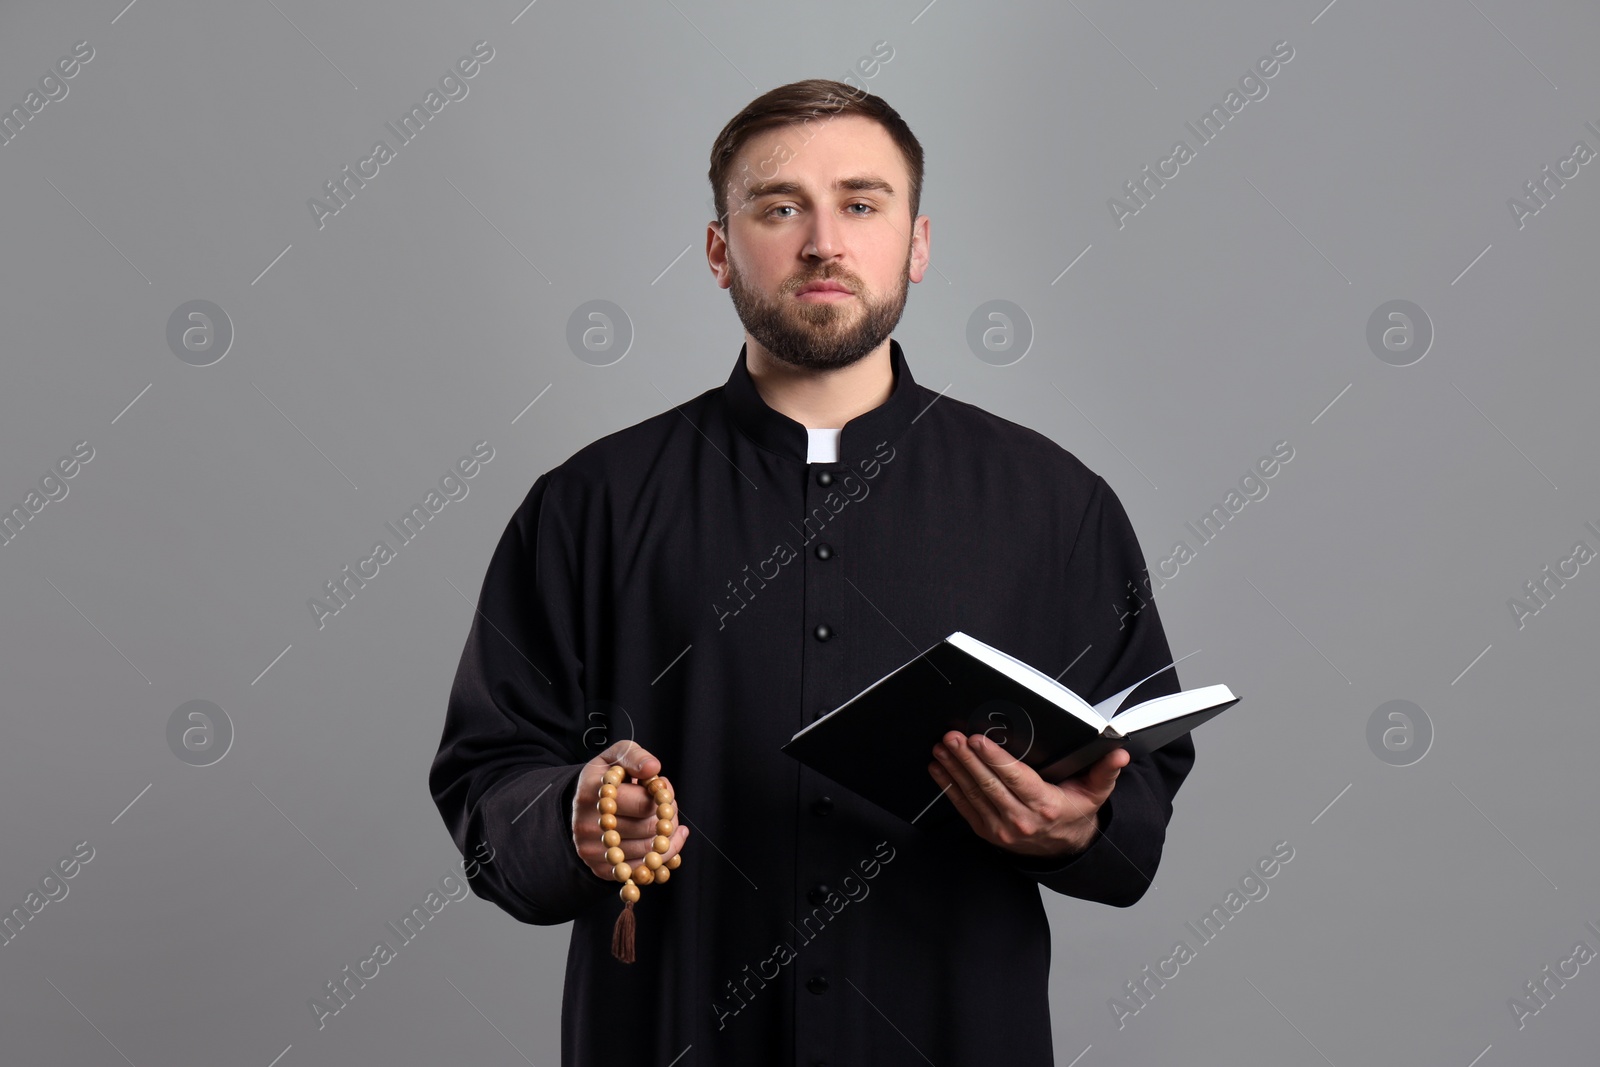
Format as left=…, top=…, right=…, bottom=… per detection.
left=806, top=427, right=842, bottom=464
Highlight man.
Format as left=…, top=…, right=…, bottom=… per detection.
left=430, top=78, right=1195, bottom=1066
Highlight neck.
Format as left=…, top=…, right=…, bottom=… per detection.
left=744, top=338, right=895, bottom=429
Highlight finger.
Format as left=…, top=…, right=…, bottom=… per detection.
left=607, top=823, right=690, bottom=871
left=931, top=735, right=1006, bottom=828
left=614, top=789, right=682, bottom=851
left=607, top=813, right=667, bottom=838
left=612, top=779, right=671, bottom=819
left=660, top=822, right=689, bottom=862
left=590, top=772, right=677, bottom=827
left=928, top=760, right=990, bottom=834
left=941, top=732, right=1032, bottom=822
left=966, top=733, right=1059, bottom=808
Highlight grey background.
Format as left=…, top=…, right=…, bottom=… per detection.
left=2, top=0, right=1596, bottom=1064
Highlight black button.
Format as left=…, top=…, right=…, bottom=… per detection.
left=813, top=623, right=832, bottom=642
left=814, top=543, right=833, bottom=561
left=812, top=708, right=827, bottom=722
left=816, top=470, right=834, bottom=487
left=807, top=884, right=833, bottom=906
left=812, top=795, right=834, bottom=816
left=807, top=974, right=830, bottom=995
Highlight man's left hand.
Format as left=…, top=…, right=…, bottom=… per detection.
left=928, top=731, right=1130, bottom=859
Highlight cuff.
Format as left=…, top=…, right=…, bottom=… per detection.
left=476, top=762, right=616, bottom=925
left=1000, top=795, right=1117, bottom=878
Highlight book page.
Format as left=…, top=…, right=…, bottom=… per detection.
left=944, top=632, right=1106, bottom=729
left=1097, top=650, right=1201, bottom=719
left=1108, top=684, right=1236, bottom=735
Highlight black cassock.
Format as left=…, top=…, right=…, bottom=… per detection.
left=430, top=339, right=1196, bottom=1067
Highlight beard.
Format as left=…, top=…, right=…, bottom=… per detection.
left=727, top=249, right=911, bottom=372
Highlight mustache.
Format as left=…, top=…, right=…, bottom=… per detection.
left=790, top=272, right=859, bottom=294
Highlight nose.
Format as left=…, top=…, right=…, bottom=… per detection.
left=803, top=210, right=843, bottom=262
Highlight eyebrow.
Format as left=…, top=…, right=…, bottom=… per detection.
left=739, top=175, right=897, bottom=204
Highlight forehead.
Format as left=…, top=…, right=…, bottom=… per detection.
left=728, top=114, right=906, bottom=199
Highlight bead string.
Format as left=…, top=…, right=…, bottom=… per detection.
left=599, top=763, right=683, bottom=963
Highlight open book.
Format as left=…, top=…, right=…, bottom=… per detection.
left=781, top=631, right=1238, bottom=830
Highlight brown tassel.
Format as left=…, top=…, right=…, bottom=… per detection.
left=611, top=899, right=636, bottom=964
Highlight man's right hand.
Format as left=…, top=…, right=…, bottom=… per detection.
left=572, top=740, right=690, bottom=883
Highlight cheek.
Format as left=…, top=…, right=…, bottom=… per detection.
left=729, top=242, right=792, bottom=291
left=862, top=244, right=912, bottom=289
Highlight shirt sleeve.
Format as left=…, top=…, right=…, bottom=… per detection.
left=995, top=474, right=1197, bottom=907
left=428, top=470, right=617, bottom=926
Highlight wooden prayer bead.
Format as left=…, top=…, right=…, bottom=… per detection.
left=600, top=761, right=684, bottom=964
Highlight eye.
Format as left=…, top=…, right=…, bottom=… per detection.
left=767, top=205, right=797, bottom=219
left=847, top=202, right=875, bottom=215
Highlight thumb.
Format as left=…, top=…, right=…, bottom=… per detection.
left=597, top=739, right=660, bottom=782
left=1076, top=748, right=1130, bottom=799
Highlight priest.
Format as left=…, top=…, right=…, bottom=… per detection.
left=430, top=77, right=1196, bottom=1067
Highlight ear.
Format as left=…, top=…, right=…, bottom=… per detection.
left=908, top=213, right=931, bottom=284
left=706, top=220, right=732, bottom=289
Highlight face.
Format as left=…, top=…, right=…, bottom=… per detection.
left=708, top=114, right=930, bottom=372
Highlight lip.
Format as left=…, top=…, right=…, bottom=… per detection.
left=795, top=281, right=855, bottom=300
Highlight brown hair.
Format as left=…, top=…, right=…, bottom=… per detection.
left=707, top=78, right=924, bottom=230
